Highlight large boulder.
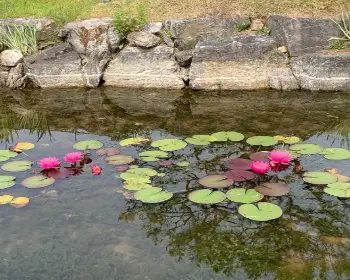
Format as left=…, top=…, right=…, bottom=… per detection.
left=189, top=35, right=299, bottom=91
left=103, top=45, right=185, bottom=89
left=59, top=18, right=120, bottom=87
left=24, top=43, right=84, bottom=88
left=127, top=31, right=161, bottom=48
left=0, top=49, right=23, bottom=67
left=267, top=15, right=342, bottom=56
left=164, top=16, right=251, bottom=50
left=291, top=52, right=350, bottom=91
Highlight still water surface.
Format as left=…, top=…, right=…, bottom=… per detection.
left=1, top=88, right=350, bottom=280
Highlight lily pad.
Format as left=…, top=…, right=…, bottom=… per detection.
left=105, top=155, right=135, bottom=165
left=246, top=136, right=278, bottom=147
left=211, top=131, right=245, bottom=142
left=289, top=143, right=323, bottom=155
left=120, top=137, right=149, bottom=146
left=303, top=171, right=338, bottom=185
left=125, top=167, right=158, bottom=177
left=274, top=136, right=301, bottom=144
left=22, top=175, right=55, bottom=188
left=46, top=168, right=76, bottom=179
left=96, top=147, right=120, bottom=156
left=2, top=161, right=32, bottom=172
left=224, top=170, right=255, bottom=182
left=325, top=182, right=350, bottom=198
left=120, top=175, right=151, bottom=183
left=249, top=152, right=270, bottom=162
left=151, top=139, right=187, bottom=152
left=320, top=148, right=350, bottom=160
left=176, top=161, right=190, bottom=167
left=198, top=175, right=233, bottom=188
left=134, top=187, right=173, bottom=203
left=0, top=150, right=18, bottom=162
left=188, top=189, right=226, bottom=204
left=123, top=182, right=152, bottom=191
left=0, top=195, right=14, bottom=205
left=275, top=149, right=300, bottom=159
left=227, top=158, right=252, bottom=170
left=15, top=142, right=35, bottom=150
left=255, top=183, right=290, bottom=197
left=0, top=176, right=16, bottom=189
left=73, top=140, right=103, bottom=150
left=139, top=150, right=168, bottom=162
left=159, top=160, right=172, bottom=166
left=10, top=197, right=30, bottom=208
left=238, top=202, right=283, bottom=221
left=185, top=135, right=216, bottom=146
left=115, top=165, right=129, bottom=172
left=226, top=188, right=264, bottom=203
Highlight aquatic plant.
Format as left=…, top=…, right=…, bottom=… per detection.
left=64, top=152, right=82, bottom=165
left=269, top=150, right=292, bottom=166
left=91, top=164, right=102, bottom=175
left=38, top=157, right=60, bottom=170
left=250, top=161, right=270, bottom=174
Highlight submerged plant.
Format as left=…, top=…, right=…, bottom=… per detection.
left=38, top=157, right=60, bottom=170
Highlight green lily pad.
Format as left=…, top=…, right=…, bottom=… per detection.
left=289, top=143, right=323, bottom=155
left=105, top=155, right=135, bottom=165
left=120, top=175, right=151, bottom=183
left=2, top=161, right=32, bottom=172
left=139, top=150, right=168, bottom=162
left=274, top=136, right=301, bottom=144
left=303, top=171, right=338, bottom=185
left=238, top=202, right=283, bottom=221
left=320, top=148, right=350, bottom=160
left=226, top=188, right=264, bottom=203
left=188, top=189, right=226, bottom=204
left=0, top=176, right=16, bottom=189
left=157, top=173, right=166, bottom=177
left=123, top=182, right=152, bottom=191
left=120, top=137, right=149, bottom=146
left=21, top=175, right=55, bottom=188
left=198, top=175, right=233, bottom=188
left=211, top=131, right=245, bottom=142
left=0, top=150, right=18, bottom=162
left=176, top=161, right=190, bottom=167
left=124, top=167, right=158, bottom=177
left=73, top=140, right=103, bottom=150
left=325, top=182, right=350, bottom=198
left=185, top=135, right=216, bottom=146
left=134, top=187, right=173, bottom=203
left=246, top=136, right=278, bottom=147
left=151, top=139, right=187, bottom=152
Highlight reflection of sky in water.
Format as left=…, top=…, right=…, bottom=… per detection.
left=0, top=89, right=350, bottom=280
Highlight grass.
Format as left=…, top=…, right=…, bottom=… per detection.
left=1, top=0, right=350, bottom=25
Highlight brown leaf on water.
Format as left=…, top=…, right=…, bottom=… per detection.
left=10, top=197, right=30, bottom=208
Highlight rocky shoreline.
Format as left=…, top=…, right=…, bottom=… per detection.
left=0, top=15, right=349, bottom=91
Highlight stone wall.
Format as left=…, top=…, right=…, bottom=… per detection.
left=0, top=15, right=349, bottom=91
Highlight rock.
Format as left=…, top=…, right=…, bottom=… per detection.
left=175, top=50, right=193, bottom=67
left=164, top=16, right=251, bottom=50
left=59, top=18, right=120, bottom=87
left=291, top=53, right=350, bottom=91
left=278, top=46, right=288, bottom=53
left=103, top=45, right=185, bottom=89
left=250, top=19, right=265, bottom=31
left=127, top=31, right=161, bottom=48
left=24, top=43, right=84, bottom=88
left=189, top=35, right=299, bottom=90
left=143, top=22, right=163, bottom=34
left=0, top=50, right=23, bottom=67
left=267, top=15, right=342, bottom=56
left=0, top=66, right=9, bottom=86
left=7, top=63, right=26, bottom=88
left=158, top=30, right=175, bottom=48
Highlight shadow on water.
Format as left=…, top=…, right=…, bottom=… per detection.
left=0, top=88, right=350, bottom=280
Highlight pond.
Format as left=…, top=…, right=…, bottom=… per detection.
left=1, top=88, right=350, bottom=280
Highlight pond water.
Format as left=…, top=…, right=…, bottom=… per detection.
left=1, top=88, right=350, bottom=280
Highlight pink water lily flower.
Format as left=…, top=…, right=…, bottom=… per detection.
left=91, top=164, right=102, bottom=175
left=64, top=152, right=82, bottom=164
left=38, top=157, right=60, bottom=169
left=251, top=161, right=270, bottom=174
left=269, top=151, right=292, bottom=166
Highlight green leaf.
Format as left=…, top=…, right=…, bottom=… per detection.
left=185, top=135, right=216, bottom=146
left=274, top=136, right=301, bottom=144
left=320, top=148, right=350, bottom=160
left=151, top=139, right=187, bottom=152
left=0, top=175, right=16, bottom=189
left=121, top=175, right=151, bottom=183
left=238, top=202, right=283, bottom=221
left=246, top=136, right=278, bottom=146
left=0, top=150, right=18, bottom=162
left=21, top=175, right=55, bottom=188
left=303, top=171, right=338, bottom=185
left=134, top=187, right=173, bottom=203
left=198, top=175, right=233, bottom=188
left=1, top=160, right=32, bottom=172
left=123, top=181, right=152, bottom=191
left=188, top=189, right=226, bottom=204
left=73, top=140, right=103, bottom=150
left=176, top=161, right=190, bottom=167
left=211, top=131, right=245, bottom=142
left=105, top=155, right=135, bottom=165
left=120, top=137, right=149, bottom=146
left=125, top=167, right=158, bottom=177
left=289, top=143, right=323, bottom=155
left=325, top=182, right=350, bottom=198
left=140, top=150, right=168, bottom=162
left=226, top=188, right=264, bottom=203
